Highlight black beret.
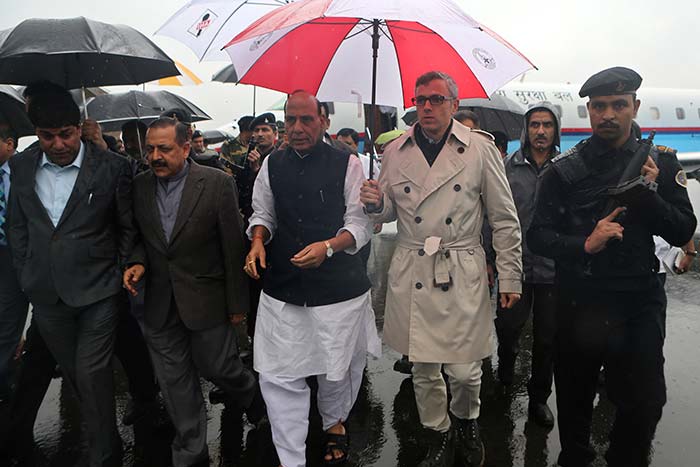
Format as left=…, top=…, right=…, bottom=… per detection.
left=192, top=130, right=204, bottom=139
left=237, top=115, right=255, bottom=132
left=249, top=112, right=276, bottom=131
left=579, top=67, right=642, bottom=98
left=160, top=108, right=192, bottom=124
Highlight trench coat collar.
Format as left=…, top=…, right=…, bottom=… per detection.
left=396, top=121, right=472, bottom=208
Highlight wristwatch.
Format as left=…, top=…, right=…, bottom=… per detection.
left=684, top=250, right=698, bottom=257
left=324, top=240, right=334, bottom=258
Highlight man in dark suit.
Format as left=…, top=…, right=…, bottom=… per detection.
left=123, top=117, right=259, bottom=467
left=0, top=124, right=29, bottom=408
left=8, top=91, right=136, bottom=467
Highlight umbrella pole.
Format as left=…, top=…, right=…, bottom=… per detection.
left=82, top=86, right=89, bottom=119
left=368, top=18, right=380, bottom=180
left=253, top=86, right=257, bottom=116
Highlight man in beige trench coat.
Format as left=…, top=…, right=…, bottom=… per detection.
left=361, top=71, right=523, bottom=467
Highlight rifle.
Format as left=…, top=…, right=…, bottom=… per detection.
left=603, top=130, right=658, bottom=218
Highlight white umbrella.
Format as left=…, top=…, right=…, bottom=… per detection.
left=155, top=0, right=294, bottom=62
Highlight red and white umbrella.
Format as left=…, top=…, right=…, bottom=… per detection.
left=223, top=0, right=536, bottom=109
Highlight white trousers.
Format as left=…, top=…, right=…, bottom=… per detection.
left=412, top=360, right=483, bottom=432
left=259, top=342, right=366, bottom=467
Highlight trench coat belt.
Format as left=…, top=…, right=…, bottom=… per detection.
left=397, top=236, right=483, bottom=287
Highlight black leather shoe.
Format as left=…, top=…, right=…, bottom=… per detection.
left=393, top=355, right=413, bottom=375
left=528, top=402, right=555, bottom=428
left=209, top=386, right=228, bottom=405
left=245, top=387, right=268, bottom=427
left=122, top=398, right=159, bottom=426
left=454, top=417, right=484, bottom=467
left=417, top=427, right=454, bottom=467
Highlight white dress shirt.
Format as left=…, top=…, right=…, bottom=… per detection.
left=35, top=142, right=85, bottom=227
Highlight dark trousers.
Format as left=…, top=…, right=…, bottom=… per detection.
left=555, top=281, right=666, bottom=467
left=32, top=296, right=121, bottom=467
left=495, top=282, right=556, bottom=403
left=144, top=298, right=256, bottom=467
left=4, top=291, right=157, bottom=447
left=0, top=246, right=29, bottom=398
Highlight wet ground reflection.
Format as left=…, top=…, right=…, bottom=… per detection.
left=14, top=228, right=700, bottom=466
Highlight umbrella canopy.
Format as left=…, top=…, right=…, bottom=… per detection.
left=202, top=129, right=233, bottom=144
left=86, top=90, right=211, bottom=132
left=0, top=85, right=33, bottom=138
left=156, top=0, right=294, bottom=62
left=0, top=17, right=179, bottom=89
left=212, top=64, right=238, bottom=83
left=402, top=94, right=526, bottom=140
left=155, top=61, right=203, bottom=86
left=223, top=0, right=536, bottom=109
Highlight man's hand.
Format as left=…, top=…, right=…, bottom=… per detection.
left=290, top=241, right=327, bottom=269
left=123, top=264, right=145, bottom=296
left=500, top=293, right=520, bottom=309
left=584, top=207, right=626, bottom=254
left=82, top=119, right=108, bottom=151
left=675, top=252, right=694, bottom=274
left=247, top=148, right=262, bottom=172
left=14, top=337, right=25, bottom=360
left=244, top=239, right=267, bottom=280
left=229, top=313, right=245, bottom=326
left=641, top=156, right=659, bottom=183
left=360, top=179, right=383, bottom=209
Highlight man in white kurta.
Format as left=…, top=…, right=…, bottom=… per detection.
left=244, top=91, right=380, bottom=467
left=362, top=71, right=523, bottom=467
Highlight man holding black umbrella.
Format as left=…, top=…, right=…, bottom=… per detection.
left=8, top=91, right=136, bottom=467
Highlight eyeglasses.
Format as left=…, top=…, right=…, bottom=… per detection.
left=411, top=94, right=454, bottom=107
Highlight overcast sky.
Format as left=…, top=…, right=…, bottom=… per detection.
left=3, top=0, right=698, bottom=128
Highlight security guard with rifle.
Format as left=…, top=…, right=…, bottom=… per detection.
left=528, top=67, right=696, bottom=467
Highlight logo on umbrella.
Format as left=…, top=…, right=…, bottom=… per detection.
left=249, top=32, right=274, bottom=51
left=188, top=10, right=218, bottom=38
left=472, top=48, right=496, bottom=70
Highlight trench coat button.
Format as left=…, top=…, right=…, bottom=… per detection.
left=404, top=186, right=411, bottom=194
left=444, top=251, right=451, bottom=259
left=415, top=216, right=422, bottom=224
left=441, top=285, right=449, bottom=292
left=457, top=146, right=465, bottom=154
left=297, top=218, right=303, bottom=223
left=415, top=282, right=423, bottom=290
left=418, top=249, right=425, bottom=256
left=468, top=249, right=474, bottom=255
left=453, top=184, right=461, bottom=192
left=445, top=217, right=452, bottom=225
left=298, top=194, right=303, bottom=200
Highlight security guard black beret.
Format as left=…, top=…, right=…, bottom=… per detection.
left=237, top=115, right=255, bottom=132
left=249, top=112, right=276, bottom=131
left=160, top=108, right=192, bottom=124
left=192, top=130, right=204, bottom=139
left=579, top=67, right=642, bottom=98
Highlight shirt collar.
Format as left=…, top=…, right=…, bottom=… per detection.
left=0, top=159, right=9, bottom=176
left=41, top=141, right=85, bottom=169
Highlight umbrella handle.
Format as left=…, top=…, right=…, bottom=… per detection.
left=82, top=87, right=89, bottom=119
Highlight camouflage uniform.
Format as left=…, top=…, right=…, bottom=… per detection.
left=220, top=136, right=248, bottom=167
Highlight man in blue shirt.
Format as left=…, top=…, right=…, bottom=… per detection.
left=8, top=91, right=137, bottom=467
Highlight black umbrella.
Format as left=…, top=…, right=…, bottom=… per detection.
left=0, top=17, right=179, bottom=90
left=202, top=129, right=233, bottom=145
left=211, top=64, right=238, bottom=84
left=86, top=90, right=211, bottom=132
left=402, top=94, right=526, bottom=140
left=0, top=85, right=33, bottom=137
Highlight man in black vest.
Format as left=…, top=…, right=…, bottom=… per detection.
left=244, top=90, right=380, bottom=467
left=528, top=67, right=696, bottom=467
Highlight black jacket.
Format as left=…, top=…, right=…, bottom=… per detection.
left=8, top=143, right=137, bottom=307
left=528, top=134, right=696, bottom=291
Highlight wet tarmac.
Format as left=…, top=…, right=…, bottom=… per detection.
left=14, top=228, right=700, bottom=466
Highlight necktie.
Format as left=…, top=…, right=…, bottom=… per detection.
left=0, top=173, right=7, bottom=246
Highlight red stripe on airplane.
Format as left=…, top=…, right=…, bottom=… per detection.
left=561, top=127, right=700, bottom=134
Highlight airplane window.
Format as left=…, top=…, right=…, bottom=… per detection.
left=577, top=105, right=587, bottom=118
left=650, top=107, right=660, bottom=120
left=676, top=107, right=686, bottom=120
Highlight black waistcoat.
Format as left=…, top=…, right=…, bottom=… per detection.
left=265, top=143, right=371, bottom=306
